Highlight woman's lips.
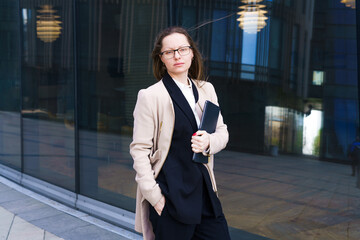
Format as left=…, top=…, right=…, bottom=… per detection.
left=174, top=63, right=184, bottom=66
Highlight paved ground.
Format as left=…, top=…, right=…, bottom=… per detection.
left=0, top=174, right=268, bottom=240
left=1, top=151, right=360, bottom=240
left=0, top=206, right=62, bottom=240
left=215, top=151, right=360, bottom=240
left=0, top=176, right=141, bottom=240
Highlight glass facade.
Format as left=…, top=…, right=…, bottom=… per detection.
left=0, top=0, right=21, bottom=170
left=76, top=0, right=167, bottom=211
left=309, top=0, right=359, bottom=160
left=20, top=0, right=76, bottom=190
left=0, top=0, right=359, bottom=239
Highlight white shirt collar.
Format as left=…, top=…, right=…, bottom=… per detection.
left=173, top=78, right=192, bottom=90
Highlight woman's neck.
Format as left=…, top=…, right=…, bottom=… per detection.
left=168, top=72, right=189, bottom=85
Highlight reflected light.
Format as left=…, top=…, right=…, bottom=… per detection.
left=312, top=70, right=324, bottom=86
left=303, top=110, right=323, bottom=156
left=341, top=0, right=356, bottom=8
left=36, top=5, right=62, bottom=43
left=237, top=0, right=268, bottom=34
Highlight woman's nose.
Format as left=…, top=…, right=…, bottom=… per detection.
left=174, top=50, right=181, bottom=58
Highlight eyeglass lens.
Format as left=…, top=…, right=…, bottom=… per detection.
left=162, top=46, right=191, bottom=59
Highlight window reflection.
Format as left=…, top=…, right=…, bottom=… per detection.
left=341, top=0, right=356, bottom=9
left=0, top=112, right=21, bottom=170
left=312, top=70, right=324, bottom=85
left=0, top=0, right=21, bottom=170
left=241, top=32, right=257, bottom=80
left=303, top=110, right=323, bottom=156
left=36, top=5, right=62, bottom=43
left=265, top=106, right=304, bottom=154
left=76, top=0, right=167, bottom=211
left=237, top=0, right=268, bottom=34
left=21, top=0, right=75, bottom=190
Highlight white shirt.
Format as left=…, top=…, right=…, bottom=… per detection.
left=173, top=78, right=200, bottom=127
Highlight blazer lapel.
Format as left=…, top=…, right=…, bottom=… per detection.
left=194, top=82, right=205, bottom=121
left=162, top=72, right=198, bottom=132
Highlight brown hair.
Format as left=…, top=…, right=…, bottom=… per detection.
left=152, top=26, right=205, bottom=81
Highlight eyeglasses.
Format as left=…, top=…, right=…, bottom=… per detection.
left=160, top=46, right=192, bottom=59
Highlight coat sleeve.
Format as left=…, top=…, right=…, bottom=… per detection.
left=130, top=89, right=163, bottom=207
left=206, top=83, right=229, bottom=155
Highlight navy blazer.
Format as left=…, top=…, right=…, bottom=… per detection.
left=156, top=73, right=221, bottom=224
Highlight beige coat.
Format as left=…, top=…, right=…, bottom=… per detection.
left=129, top=79, right=229, bottom=240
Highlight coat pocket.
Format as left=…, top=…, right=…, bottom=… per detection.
left=149, top=149, right=161, bottom=165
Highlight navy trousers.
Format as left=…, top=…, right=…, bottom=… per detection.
left=149, top=183, right=231, bottom=240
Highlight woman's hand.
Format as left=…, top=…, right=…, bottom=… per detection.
left=154, top=195, right=166, bottom=216
left=191, top=130, right=210, bottom=153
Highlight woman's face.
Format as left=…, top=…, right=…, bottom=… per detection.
left=160, top=33, right=194, bottom=78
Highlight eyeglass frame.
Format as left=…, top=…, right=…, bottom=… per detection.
left=159, top=46, right=193, bottom=59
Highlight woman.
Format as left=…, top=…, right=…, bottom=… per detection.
left=349, top=136, right=360, bottom=176
left=130, top=26, right=231, bottom=240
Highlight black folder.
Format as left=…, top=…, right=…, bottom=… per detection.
left=192, top=100, right=220, bottom=163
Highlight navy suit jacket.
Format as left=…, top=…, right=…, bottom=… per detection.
left=156, top=73, right=221, bottom=224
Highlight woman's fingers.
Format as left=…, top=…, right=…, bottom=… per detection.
left=191, top=131, right=210, bottom=152
left=154, top=196, right=165, bottom=216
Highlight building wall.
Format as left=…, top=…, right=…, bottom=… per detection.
left=0, top=0, right=21, bottom=170
left=309, top=0, right=359, bottom=161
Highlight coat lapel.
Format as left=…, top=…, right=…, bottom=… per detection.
left=162, top=72, right=198, bottom=132
left=194, top=82, right=205, bottom=121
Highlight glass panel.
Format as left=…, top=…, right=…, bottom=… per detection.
left=175, top=0, right=358, bottom=239
left=241, top=32, right=257, bottom=65
left=20, top=0, right=75, bottom=191
left=303, top=110, right=323, bottom=155
left=76, top=0, right=167, bottom=211
left=290, top=24, right=299, bottom=89
left=311, top=0, right=358, bottom=159
left=269, top=17, right=282, bottom=79
left=312, top=70, right=324, bottom=85
left=0, top=0, right=21, bottom=170
left=210, top=10, right=228, bottom=62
